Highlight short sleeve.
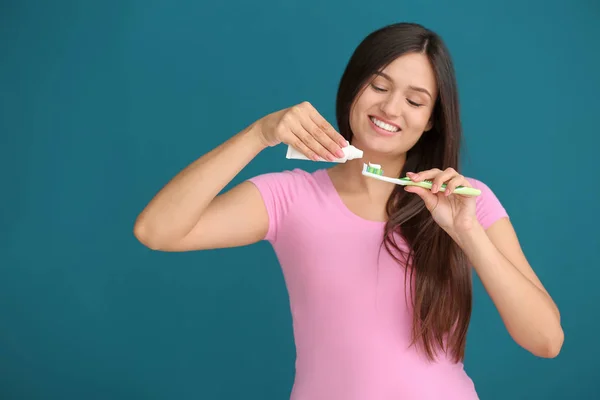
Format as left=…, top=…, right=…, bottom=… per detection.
left=468, top=178, right=509, bottom=230
left=247, top=169, right=306, bottom=243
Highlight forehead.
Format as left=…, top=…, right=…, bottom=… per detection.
left=377, top=52, right=437, bottom=93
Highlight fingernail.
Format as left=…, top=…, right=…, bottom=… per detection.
left=340, top=139, right=348, bottom=147
left=336, top=149, right=345, bottom=158
left=431, top=184, right=438, bottom=192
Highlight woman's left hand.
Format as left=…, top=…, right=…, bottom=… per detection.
left=404, top=168, right=479, bottom=236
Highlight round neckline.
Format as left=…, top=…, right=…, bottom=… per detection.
left=315, top=168, right=387, bottom=227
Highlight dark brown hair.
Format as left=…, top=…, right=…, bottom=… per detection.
left=335, top=22, right=470, bottom=362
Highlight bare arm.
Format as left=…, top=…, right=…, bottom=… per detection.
left=133, top=124, right=268, bottom=251
left=133, top=102, right=347, bottom=251
left=456, top=218, right=564, bottom=358
left=405, top=168, right=564, bottom=358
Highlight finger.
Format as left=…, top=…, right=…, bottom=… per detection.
left=431, top=168, right=460, bottom=194
left=444, top=175, right=470, bottom=196
left=289, top=135, right=320, bottom=161
left=407, top=168, right=458, bottom=194
left=290, top=124, right=336, bottom=161
left=308, top=109, right=348, bottom=149
left=406, top=168, right=441, bottom=182
left=300, top=117, right=345, bottom=159
left=404, top=185, right=439, bottom=211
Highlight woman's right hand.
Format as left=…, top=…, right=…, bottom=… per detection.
left=255, top=101, right=348, bottom=161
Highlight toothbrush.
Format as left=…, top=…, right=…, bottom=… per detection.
left=362, top=163, right=481, bottom=197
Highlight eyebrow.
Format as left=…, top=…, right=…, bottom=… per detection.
left=374, top=71, right=433, bottom=99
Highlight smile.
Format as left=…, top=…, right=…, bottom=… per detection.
left=369, top=116, right=400, bottom=133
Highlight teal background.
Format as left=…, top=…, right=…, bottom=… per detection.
left=2, top=1, right=598, bottom=399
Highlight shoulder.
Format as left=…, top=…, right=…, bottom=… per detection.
left=249, top=167, right=315, bottom=183
left=465, top=176, right=509, bottom=230
left=247, top=168, right=325, bottom=196
left=246, top=168, right=330, bottom=242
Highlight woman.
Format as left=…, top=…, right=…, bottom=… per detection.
left=134, top=22, right=563, bottom=399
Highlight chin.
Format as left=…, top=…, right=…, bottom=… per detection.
left=352, top=132, right=409, bottom=158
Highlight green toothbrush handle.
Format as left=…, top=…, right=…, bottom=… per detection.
left=400, top=178, right=481, bottom=197
left=449, top=186, right=481, bottom=196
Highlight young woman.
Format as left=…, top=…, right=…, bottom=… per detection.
left=134, top=22, right=563, bottom=399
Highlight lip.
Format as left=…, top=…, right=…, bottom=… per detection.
left=368, top=115, right=401, bottom=137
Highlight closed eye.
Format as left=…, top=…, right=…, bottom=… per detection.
left=370, top=83, right=387, bottom=93
left=407, top=99, right=423, bottom=107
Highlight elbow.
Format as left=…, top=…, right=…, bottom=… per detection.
left=133, top=219, right=162, bottom=250
left=534, top=325, right=564, bottom=359
left=546, top=327, right=565, bottom=358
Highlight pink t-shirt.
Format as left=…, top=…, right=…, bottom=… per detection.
left=248, top=168, right=508, bottom=400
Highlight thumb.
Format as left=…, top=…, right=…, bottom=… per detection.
left=404, top=185, right=439, bottom=211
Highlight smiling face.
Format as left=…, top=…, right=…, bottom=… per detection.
left=349, top=52, right=438, bottom=158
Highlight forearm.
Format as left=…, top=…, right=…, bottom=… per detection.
left=453, top=223, right=563, bottom=357
left=134, top=123, right=267, bottom=247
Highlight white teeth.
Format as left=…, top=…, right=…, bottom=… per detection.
left=370, top=117, right=399, bottom=132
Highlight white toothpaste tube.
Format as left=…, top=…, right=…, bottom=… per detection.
left=286, top=141, right=363, bottom=163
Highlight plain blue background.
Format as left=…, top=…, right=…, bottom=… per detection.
left=2, top=1, right=599, bottom=399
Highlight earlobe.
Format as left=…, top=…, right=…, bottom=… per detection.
left=425, top=120, right=433, bottom=131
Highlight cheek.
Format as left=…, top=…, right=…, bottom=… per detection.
left=406, top=110, right=431, bottom=131
left=353, top=89, right=378, bottom=113
left=348, top=108, right=360, bottom=132
left=349, top=99, right=369, bottom=130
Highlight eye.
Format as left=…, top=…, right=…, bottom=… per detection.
left=407, top=99, right=423, bottom=107
left=370, top=83, right=387, bottom=93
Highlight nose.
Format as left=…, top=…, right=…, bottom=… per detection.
left=378, top=92, right=402, bottom=119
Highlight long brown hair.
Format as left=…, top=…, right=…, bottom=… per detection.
left=335, top=22, right=471, bottom=362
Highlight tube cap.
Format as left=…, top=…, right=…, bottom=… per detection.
left=347, top=146, right=363, bottom=160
